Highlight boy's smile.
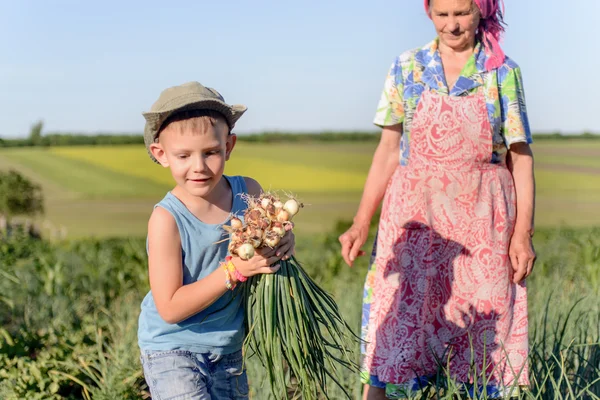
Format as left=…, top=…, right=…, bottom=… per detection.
left=188, top=178, right=216, bottom=186
left=188, top=177, right=211, bottom=184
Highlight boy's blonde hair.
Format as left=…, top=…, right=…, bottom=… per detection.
left=155, top=109, right=230, bottom=142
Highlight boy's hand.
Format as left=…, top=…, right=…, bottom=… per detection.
left=262, top=225, right=295, bottom=261
left=232, top=252, right=281, bottom=280
left=231, top=224, right=295, bottom=280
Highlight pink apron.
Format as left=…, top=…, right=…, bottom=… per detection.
left=363, top=88, right=529, bottom=388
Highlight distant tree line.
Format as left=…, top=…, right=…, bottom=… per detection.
left=0, top=132, right=145, bottom=147
left=0, top=121, right=598, bottom=147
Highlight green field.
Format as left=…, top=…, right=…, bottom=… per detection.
left=0, top=139, right=599, bottom=238
left=1, top=220, right=599, bottom=399
left=0, top=142, right=373, bottom=238
left=1, top=140, right=599, bottom=399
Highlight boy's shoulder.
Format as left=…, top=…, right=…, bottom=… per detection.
left=227, top=175, right=261, bottom=197
left=148, top=192, right=178, bottom=224
left=147, top=205, right=180, bottom=244
left=241, top=176, right=262, bottom=197
left=149, top=204, right=177, bottom=229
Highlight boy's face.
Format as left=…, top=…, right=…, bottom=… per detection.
left=149, top=118, right=236, bottom=199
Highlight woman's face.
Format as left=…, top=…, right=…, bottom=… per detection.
left=430, top=0, right=481, bottom=51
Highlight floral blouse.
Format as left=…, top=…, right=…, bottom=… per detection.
left=373, top=38, right=532, bottom=165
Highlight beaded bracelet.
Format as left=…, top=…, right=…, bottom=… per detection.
left=223, top=264, right=235, bottom=290
left=226, top=256, right=248, bottom=283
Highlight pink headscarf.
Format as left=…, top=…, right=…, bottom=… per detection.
left=424, top=0, right=506, bottom=71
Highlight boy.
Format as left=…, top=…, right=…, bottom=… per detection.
left=138, top=81, right=294, bottom=399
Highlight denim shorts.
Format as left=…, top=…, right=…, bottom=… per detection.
left=140, top=349, right=249, bottom=400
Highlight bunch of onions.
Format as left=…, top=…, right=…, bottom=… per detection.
left=225, top=193, right=361, bottom=399
left=225, top=193, right=301, bottom=260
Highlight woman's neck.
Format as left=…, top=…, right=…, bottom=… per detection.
left=438, top=39, right=475, bottom=58
left=437, top=39, right=476, bottom=91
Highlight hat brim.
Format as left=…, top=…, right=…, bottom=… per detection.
left=143, top=98, right=247, bottom=163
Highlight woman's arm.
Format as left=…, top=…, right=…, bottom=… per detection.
left=508, top=142, right=536, bottom=283
left=339, top=124, right=402, bottom=266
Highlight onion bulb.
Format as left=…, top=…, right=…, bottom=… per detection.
left=238, top=243, right=255, bottom=260
left=271, top=222, right=285, bottom=237
left=265, top=204, right=277, bottom=219
left=246, top=226, right=263, bottom=237
left=231, top=229, right=244, bottom=242
left=228, top=241, right=237, bottom=255
left=276, top=209, right=290, bottom=222
left=230, top=217, right=243, bottom=230
left=283, top=199, right=301, bottom=218
left=257, top=217, right=270, bottom=230
left=273, top=200, right=283, bottom=211
left=264, top=234, right=281, bottom=248
left=246, top=229, right=263, bottom=248
left=260, top=197, right=272, bottom=209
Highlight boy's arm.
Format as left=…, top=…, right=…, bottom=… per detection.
left=147, top=207, right=233, bottom=324
left=148, top=202, right=282, bottom=324
left=148, top=177, right=290, bottom=325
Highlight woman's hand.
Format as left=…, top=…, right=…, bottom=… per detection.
left=509, top=231, right=536, bottom=283
left=339, top=222, right=369, bottom=267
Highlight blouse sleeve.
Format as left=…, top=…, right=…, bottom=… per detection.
left=498, top=64, right=533, bottom=146
left=373, top=58, right=405, bottom=127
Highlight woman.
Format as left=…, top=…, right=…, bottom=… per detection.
left=339, top=0, right=536, bottom=398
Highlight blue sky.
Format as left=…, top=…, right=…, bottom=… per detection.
left=1, top=0, right=598, bottom=137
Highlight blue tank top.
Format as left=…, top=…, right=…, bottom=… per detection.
left=137, top=175, right=248, bottom=355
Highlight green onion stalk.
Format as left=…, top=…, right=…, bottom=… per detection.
left=243, top=256, right=361, bottom=399
left=227, top=193, right=362, bottom=399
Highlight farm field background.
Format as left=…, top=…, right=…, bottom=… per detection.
left=1, top=138, right=599, bottom=399
left=0, top=139, right=599, bottom=239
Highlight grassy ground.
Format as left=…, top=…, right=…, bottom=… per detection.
left=0, top=139, right=599, bottom=238
left=1, top=225, right=598, bottom=399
